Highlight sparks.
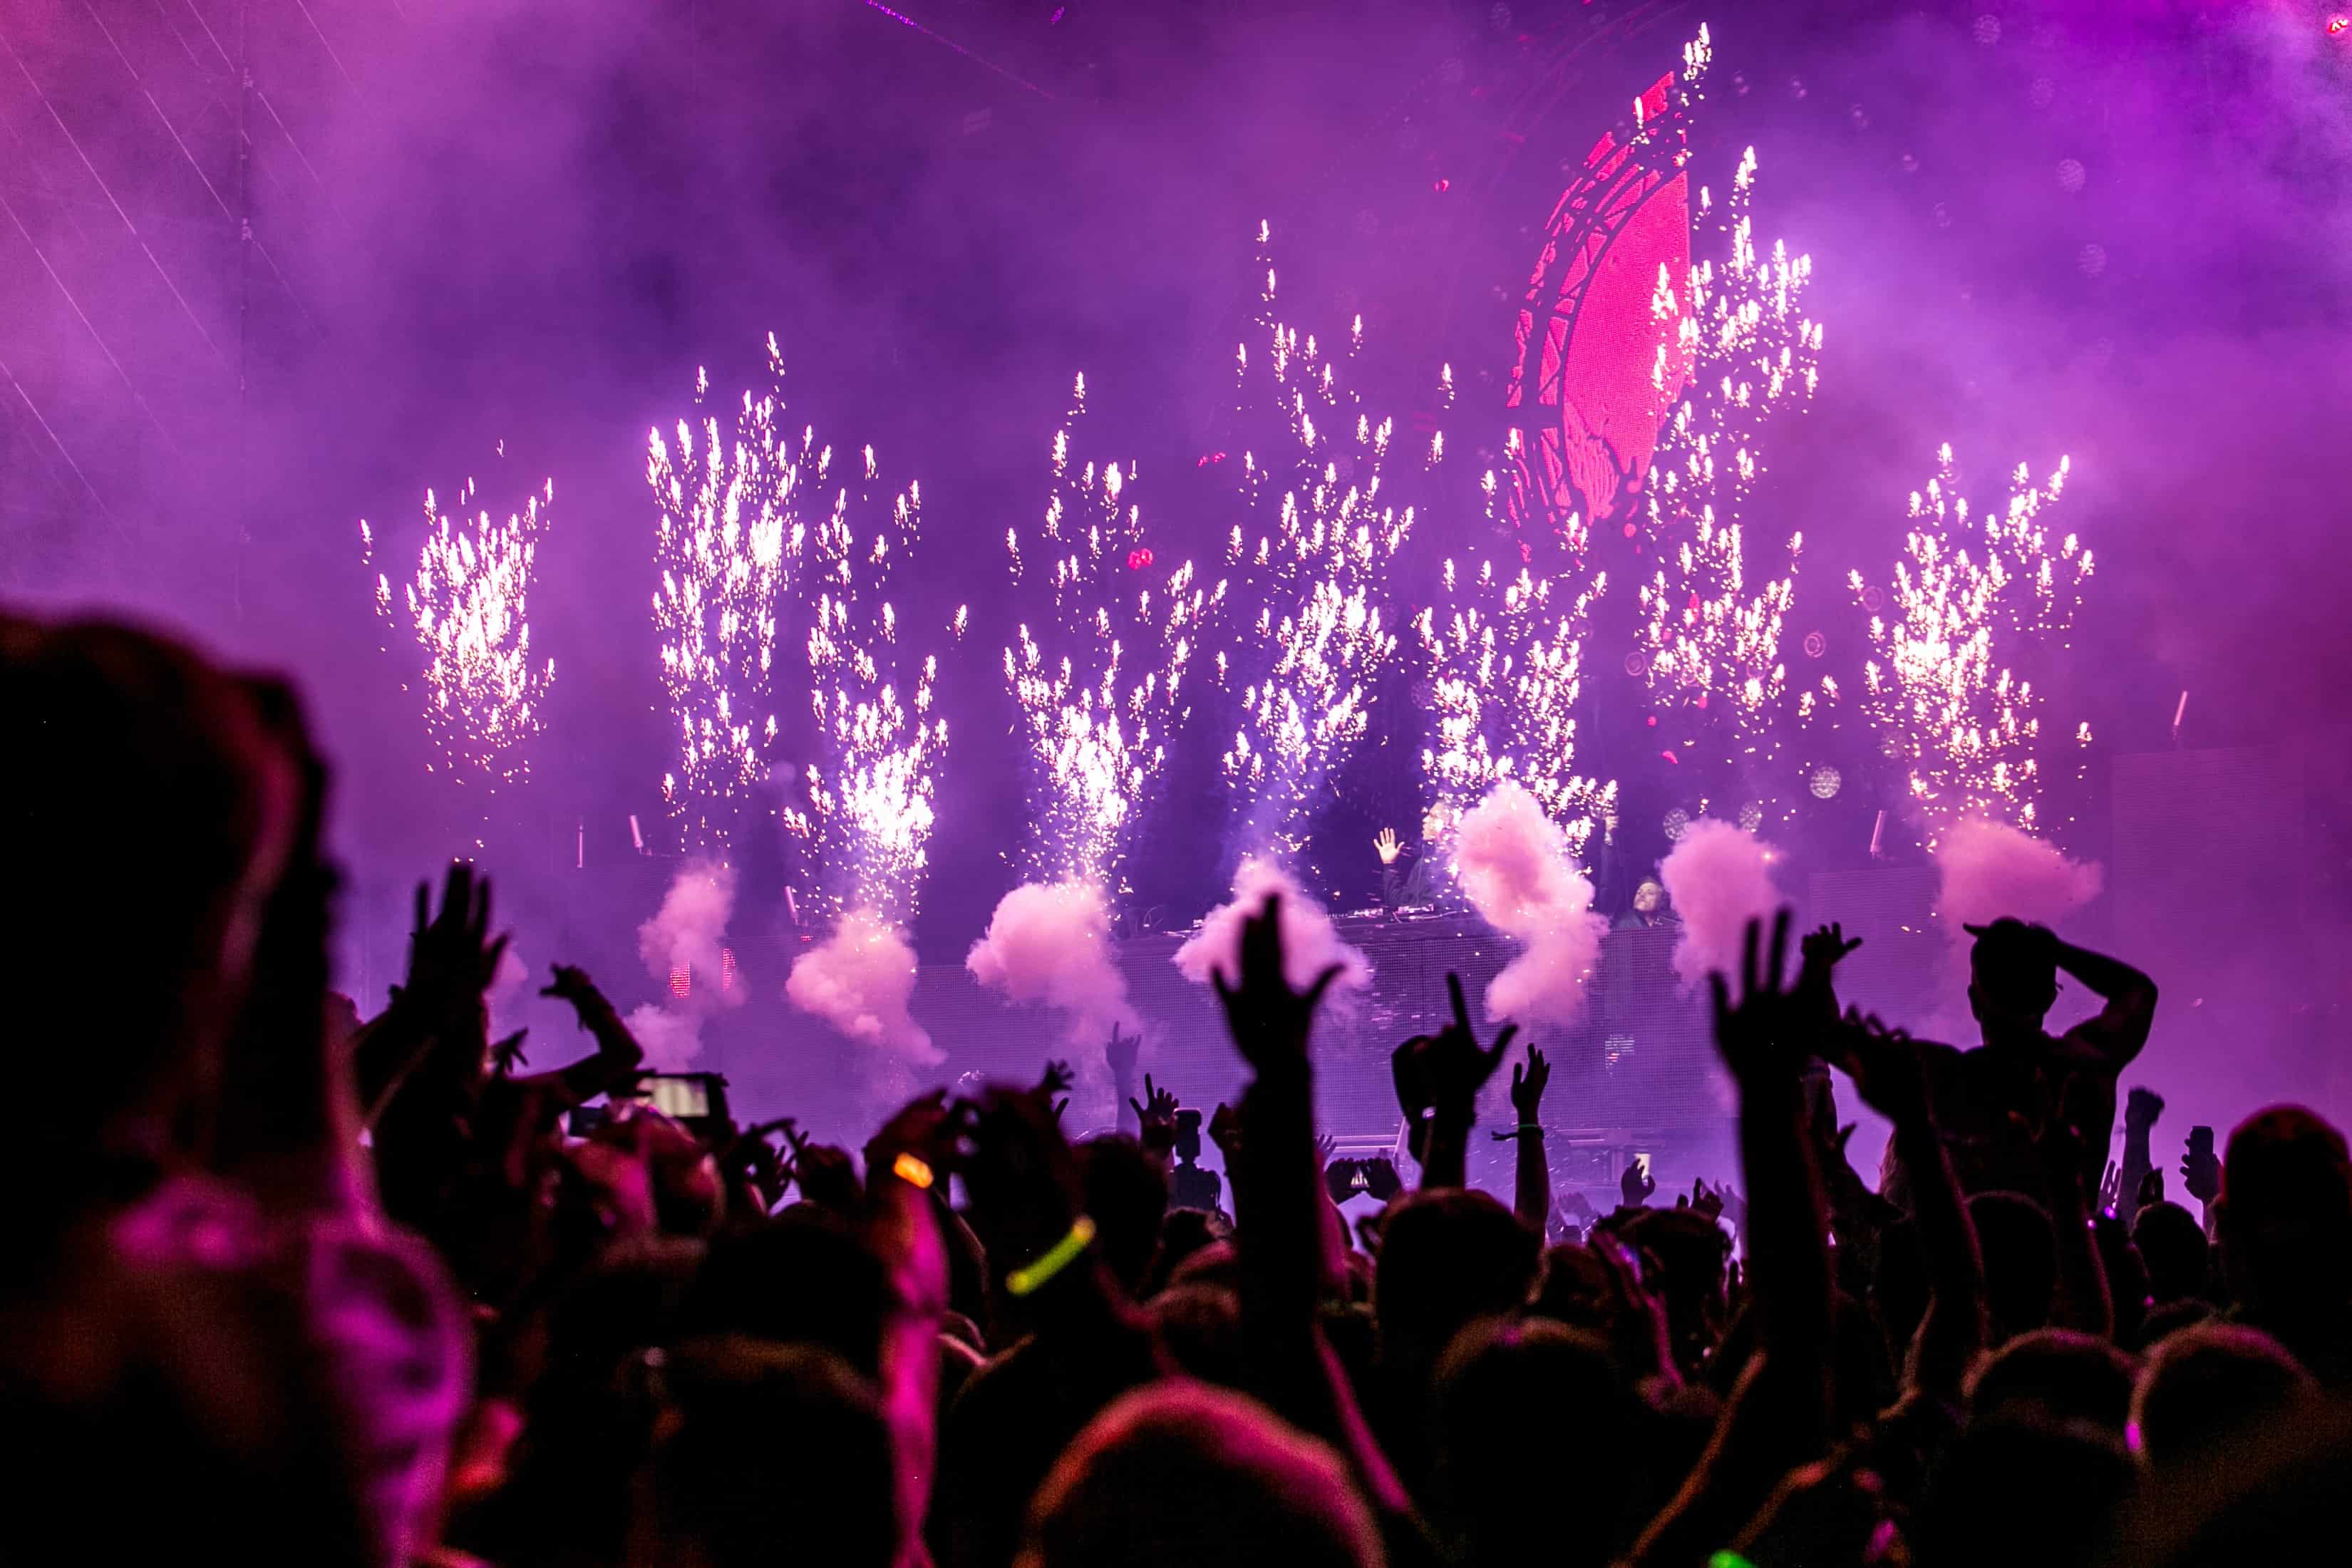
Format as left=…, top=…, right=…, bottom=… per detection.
left=1003, top=373, right=1220, bottom=887
left=1631, top=135, right=1822, bottom=797
left=648, top=335, right=808, bottom=850
left=1850, top=446, right=2091, bottom=842
left=1417, top=544, right=1616, bottom=857
left=780, top=425, right=950, bottom=926
left=361, top=465, right=555, bottom=793
left=1217, top=222, right=1432, bottom=862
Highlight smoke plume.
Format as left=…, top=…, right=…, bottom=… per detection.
left=967, top=880, right=1139, bottom=1043
left=1451, top=782, right=1606, bottom=1026
left=789, top=909, right=939, bottom=1101
left=1661, top=818, right=1783, bottom=990
left=1935, top=815, right=2103, bottom=934
left=625, top=1003, right=703, bottom=1071
left=1175, top=857, right=1371, bottom=999
left=638, top=860, right=738, bottom=996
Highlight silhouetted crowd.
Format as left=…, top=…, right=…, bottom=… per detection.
left=7, top=611, right=2348, bottom=1568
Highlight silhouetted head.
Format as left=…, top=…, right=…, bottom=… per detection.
left=684, top=1205, right=889, bottom=1376
left=1436, top=1319, right=1646, bottom=1568
left=1966, top=917, right=2060, bottom=1037
left=2219, top=1106, right=2352, bottom=1319
left=1018, top=1381, right=1381, bottom=1568
left=1968, top=1328, right=2139, bottom=1438
left=1374, top=1189, right=1542, bottom=1368
left=641, top=1337, right=897, bottom=1568
left=2130, top=1322, right=2313, bottom=1472
left=1078, top=1133, right=1170, bottom=1296
left=1912, top=1415, right=2132, bottom=1568
left=2132, top=1201, right=2210, bottom=1305
left=1, top=616, right=299, bottom=1201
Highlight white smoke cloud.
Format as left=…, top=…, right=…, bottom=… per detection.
left=626, top=1002, right=704, bottom=1071
left=789, top=909, right=938, bottom=1100
left=967, top=879, right=1138, bottom=1044
left=1174, top=857, right=1371, bottom=999
left=1660, top=817, right=1783, bottom=989
left=1451, top=782, right=1606, bottom=1026
left=489, top=942, right=530, bottom=1001
left=1936, top=815, right=2103, bottom=933
left=638, top=860, right=738, bottom=998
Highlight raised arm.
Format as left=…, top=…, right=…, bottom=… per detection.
left=1627, top=912, right=1835, bottom=1567
left=1833, top=1012, right=1986, bottom=1401
left=864, top=1095, right=954, bottom=1568
left=1106, top=1024, right=1141, bottom=1138
left=1501, top=1047, right=1552, bottom=1232
left=2115, top=1086, right=2163, bottom=1216
left=1214, top=894, right=1415, bottom=1529
left=512, top=964, right=645, bottom=1112
left=1393, top=974, right=1512, bottom=1192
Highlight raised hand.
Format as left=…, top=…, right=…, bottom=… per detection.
left=2098, top=1160, right=2123, bottom=1214
left=1128, top=1073, right=1180, bottom=1156
left=1211, top=893, right=1344, bottom=1074
left=1708, top=909, right=1802, bottom=1084
left=1324, top=1157, right=1361, bottom=1207
left=541, top=962, right=607, bottom=1014
left=1360, top=1156, right=1403, bottom=1203
left=1826, top=1008, right=1931, bottom=1129
left=2136, top=1167, right=2166, bottom=1209
left=403, top=861, right=508, bottom=1024
left=490, top=1031, right=529, bottom=1075
left=2126, top=1085, right=2166, bottom=1129
left=1411, top=973, right=1515, bottom=1111
left=1036, top=1059, right=1076, bottom=1100
left=1800, top=922, right=1864, bottom=971
left=1207, top=1101, right=1242, bottom=1161
left=2181, top=1126, right=2221, bottom=1204
left=1373, top=827, right=1404, bottom=866
left=1690, top=1179, right=1725, bottom=1223
left=1621, top=1157, right=1656, bottom=1208
left=1104, top=1023, right=1140, bottom=1080
left=1508, top=1045, right=1551, bottom=1123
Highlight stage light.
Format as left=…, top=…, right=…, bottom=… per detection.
left=1810, top=765, right=1842, bottom=800
left=669, top=964, right=691, bottom=999
left=2056, top=158, right=2086, bottom=194
left=1738, top=801, right=1763, bottom=832
left=721, top=946, right=737, bottom=992
left=1802, top=631, right=1827, bottom=659
left=1663, top=807, right=1691, bottom=842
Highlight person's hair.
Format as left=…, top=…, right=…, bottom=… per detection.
left=2130, top=1322, right=2314, bottom=1470
left=2132, top=1201, right=2210, bottom=1305
left=1911, top=1415, right=2133, bottom=1568
left=646, top=1337, right=897, bottom=1568
left=2219, top=1106, right=2352, bottom=1316
left=1145, top=1207, right=1230, bottom=1299
left=1077, top=1134, right=1170, bottom=1296
left=0, top=617, right=294, bottom=1206
left=1967, top=1328, right=2139, bottom=1436
left=1435, top=1318, right=1647, bottom=1567
left=1969, top=1190, right=2058, bottom=1341
left=1374, top=1190, right=1541, bottom=1366
left=684, top=1205, right=889, bottom=1376
left=1968, top=918, right=2059, bottom=1021
left=1016, top=1381, right=1383, bottom=1568
left=1149, top=1282, right=1243, bottom=1386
